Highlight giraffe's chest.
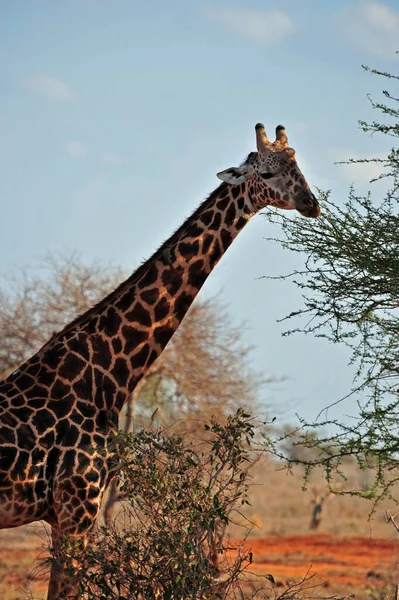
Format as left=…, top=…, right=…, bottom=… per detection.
left=0, top=477, right=49, bottom=528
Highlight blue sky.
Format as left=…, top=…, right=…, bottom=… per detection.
left=1, top=0, right=399, bottom=424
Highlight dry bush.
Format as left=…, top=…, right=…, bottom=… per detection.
left=0, top=254, right=124, bottom=377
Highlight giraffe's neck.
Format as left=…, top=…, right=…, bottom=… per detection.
left=26, top=183, right=255, bottom=416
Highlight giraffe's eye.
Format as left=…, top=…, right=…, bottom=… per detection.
left=260, top=172, right=274, bottom=180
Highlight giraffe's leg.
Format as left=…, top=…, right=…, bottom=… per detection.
left=47, top=460, right=110, bottom=598
left=47, top=528, right=88, bottom=600
left=46, top=445, right=114, bottom=598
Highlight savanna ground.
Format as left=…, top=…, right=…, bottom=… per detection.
left=2, top=459, right=399, bottom=600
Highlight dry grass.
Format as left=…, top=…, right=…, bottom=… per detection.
left=229, top=458, right=399, bottom=540
left=0, top=525, right=48, bottom=599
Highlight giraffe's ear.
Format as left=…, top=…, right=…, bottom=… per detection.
left=217, top=167, right=248, bottom=185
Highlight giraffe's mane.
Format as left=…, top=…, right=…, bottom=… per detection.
left=34, top=181, right=229, bottom=353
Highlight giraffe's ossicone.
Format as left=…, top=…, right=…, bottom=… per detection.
left=0, top=123, right=320, bottom=599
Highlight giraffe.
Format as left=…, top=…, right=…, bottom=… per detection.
left=0, top=123, right=320, bottom=599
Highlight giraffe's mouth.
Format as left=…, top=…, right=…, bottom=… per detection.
left=298, top=192, right=321, bottom=218
left=299, top=204, right=321, bottom=218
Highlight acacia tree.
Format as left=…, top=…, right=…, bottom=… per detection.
left=0, top=254, right=124, bottom=377
left=262, top=62, right=399, bottom=501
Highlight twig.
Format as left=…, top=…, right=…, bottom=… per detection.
left=386, top=509, right=399, bottom=532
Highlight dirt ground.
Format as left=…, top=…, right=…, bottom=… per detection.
left=1, top=530, right=399, bottom=599
left=2, top=460, right=399, bottom=598
left=246, top=534, right=399, bottom=596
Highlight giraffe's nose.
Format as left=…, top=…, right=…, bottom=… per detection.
left=304, top=205, right=321, bottom=218
left=299, top=194, right=321, bottom=218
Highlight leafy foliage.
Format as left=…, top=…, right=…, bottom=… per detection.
left=262, top=61, right=399, bottom=504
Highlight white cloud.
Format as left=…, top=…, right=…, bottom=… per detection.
left=336, top=1, right=399, bottom=59
left=66, top=141, right=88, bottom=158
left=102, top=152, right=121, bottom=166
left=203, top=7, right=297, bottom=44
left=26, top=75, right=76, bottom=101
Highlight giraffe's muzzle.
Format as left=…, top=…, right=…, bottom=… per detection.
left=298, top=193, right=321, bottom=218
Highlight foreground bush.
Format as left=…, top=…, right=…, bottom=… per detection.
left=48, top=409, right=338, bottom=599
left=50, top=410, right=259, bottom=599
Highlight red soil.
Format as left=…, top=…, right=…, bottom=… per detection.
left=2, top=534, right=399, bottom=598
left=238, top=534, right=399, bottom=593
left=0, top=546, right=48, bottom=597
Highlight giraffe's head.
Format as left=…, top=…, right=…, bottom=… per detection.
left=217, top=123, right=320, bottom=218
